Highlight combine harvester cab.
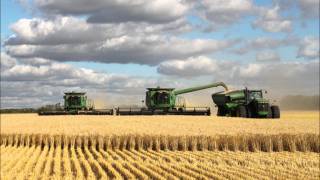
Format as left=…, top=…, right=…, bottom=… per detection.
left=38, top=92, right=113, bottom=115
left=117, top=82, right=228, bottom=116
left=212, top=88, right=280, bottom=118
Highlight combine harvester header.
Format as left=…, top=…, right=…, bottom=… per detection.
left=38, top=82, right=280, bottom=118
left=39, top=92, right=113, bottom=115
left=116, top=82, right=228, bottom=116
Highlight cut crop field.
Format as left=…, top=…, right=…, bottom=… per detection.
left=1, top=111, right=319, bottom=179
left=1, top=144, right=319, bottom=180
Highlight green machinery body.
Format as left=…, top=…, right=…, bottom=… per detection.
left=212, top=88, right=280, bottom=118
left=117, top=82, right=228, bottom=115
left=146, top=82, right=228, bottom=111
left=63, top=92, right=93, bottom=111
left=38, top=92, right=113, bottom=115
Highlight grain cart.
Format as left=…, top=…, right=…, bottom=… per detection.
left=212, top=88, right=280, bottom=118
left=38, top=92, right=113, bottom=115
left=116, top=82, right=228, bottom=115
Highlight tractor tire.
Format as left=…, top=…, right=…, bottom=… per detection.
left=246, top=107, right=253, bottom=118
left=271, top=106, right=280, bottom=118
left=267, top=106, right=273, bottom=118
left=217, top=106, right=226, bottom=116
left=236, top=106, right=247, bottom=118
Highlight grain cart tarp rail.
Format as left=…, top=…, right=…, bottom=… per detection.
left=117, top=82, right=228, bottom=116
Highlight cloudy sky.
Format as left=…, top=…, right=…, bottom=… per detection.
left=1, top=0, right=319, bottom=108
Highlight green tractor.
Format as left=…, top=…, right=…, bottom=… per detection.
left=212, top=88, right=280, bottom=118
left=117, top=82, right=228, bottom=115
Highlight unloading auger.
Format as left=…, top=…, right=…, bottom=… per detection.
left=116, top=82, right=228, bottom=116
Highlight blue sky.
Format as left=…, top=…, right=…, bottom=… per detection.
left=2, top=0, right=318, bottom=74
left=1, top=0, right=319, bottom=108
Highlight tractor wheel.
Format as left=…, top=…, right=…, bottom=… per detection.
left=236, top=106, right=247, bottom=118
left=271, top=106, right=280, bottom=118
left=246, top=107, right=253, bottom=118
left=267, top=106, right=273, bottom=118
left=217, top=106, right=226, bottom=116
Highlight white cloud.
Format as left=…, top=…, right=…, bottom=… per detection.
left=1, top=53, right=184, bottom=108
left=256, top=51, right=281, bottom=62
left=5, top=16, right=192, bottom=46
left=157, top=56, right=220, bottom=76
left=201, top=0, right=255, bottom=27
left=1, top=52, right=17, bottom=71
left=298, top=0, right=319, bottom=19
left=156, top=56, right=319, bottom=95
left=6, top=35, right=234, bottom=65
left=253, top=6, right=292, bottom=33
left=6, top=17, right=107, bottom=45
left=298, top=36, right=319, bottom=59
left=233, top=36, right=296, bottom=54
left=34, top=0, right=189, bottom=24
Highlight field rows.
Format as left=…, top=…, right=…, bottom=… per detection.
left=1, top=143, right=319, bottom=180
left=1, top=133, right=319, bottom=152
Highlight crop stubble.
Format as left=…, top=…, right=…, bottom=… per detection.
left=0, top=111, right=319, bottom=179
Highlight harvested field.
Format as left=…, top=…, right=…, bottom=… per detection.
left=1, top=133, right=319, bottom=152
left=1, top=111, right=319, bottom=179
left=1, top=144, right=319, bottom=180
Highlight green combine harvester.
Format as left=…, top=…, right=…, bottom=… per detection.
left=212, top=88, right=280, bottom=118
left=116, top=82, right=228, bottom=115
left=38, top=92, right=113, bottom=115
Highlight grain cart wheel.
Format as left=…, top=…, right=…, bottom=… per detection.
left=246, top=107, right=253, bottom=118
left=271, top=106, right=280, bottom=118
left=267, top=106, right=273, bottom=118
left=236, top=106, right=247, bottom=118
left=217, top=106, right=226, bottom=116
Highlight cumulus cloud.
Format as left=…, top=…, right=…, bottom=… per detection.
left=200, top=0, right=255, bottom=27
left=157, top=56, right=218, bottom=76
left=5, top=16, right=192, bottom=46
left=233, top=36, right=296, bottom=54
left=298, top=0, right=319, bottom=19
left=34, top=0, right=189, bottom=24
left=297, top=36, right=319, bottom=60
left=5, top=17, right=108, bottom=45
left=6, top=35, right=234, bottom=65
left=256, top=51, right=281, bottom=62
left=0, top=53, right=162, bottom=107
left=1, top=52, right=17, bottom=70
left=253, top=6, right=292, bottom=33
left=157, top=56, right=319, bottom=95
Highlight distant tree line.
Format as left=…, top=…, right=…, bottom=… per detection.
left=1, top=103, right=63, bottom=114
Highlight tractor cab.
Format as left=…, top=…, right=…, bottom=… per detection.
left=63, top=92, right=93, bottom=111
left=247, top=90, right=263, bottom=101
left=145, top=87, right=175, bottom=110
left=245, top=89, right=269, bottom=117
